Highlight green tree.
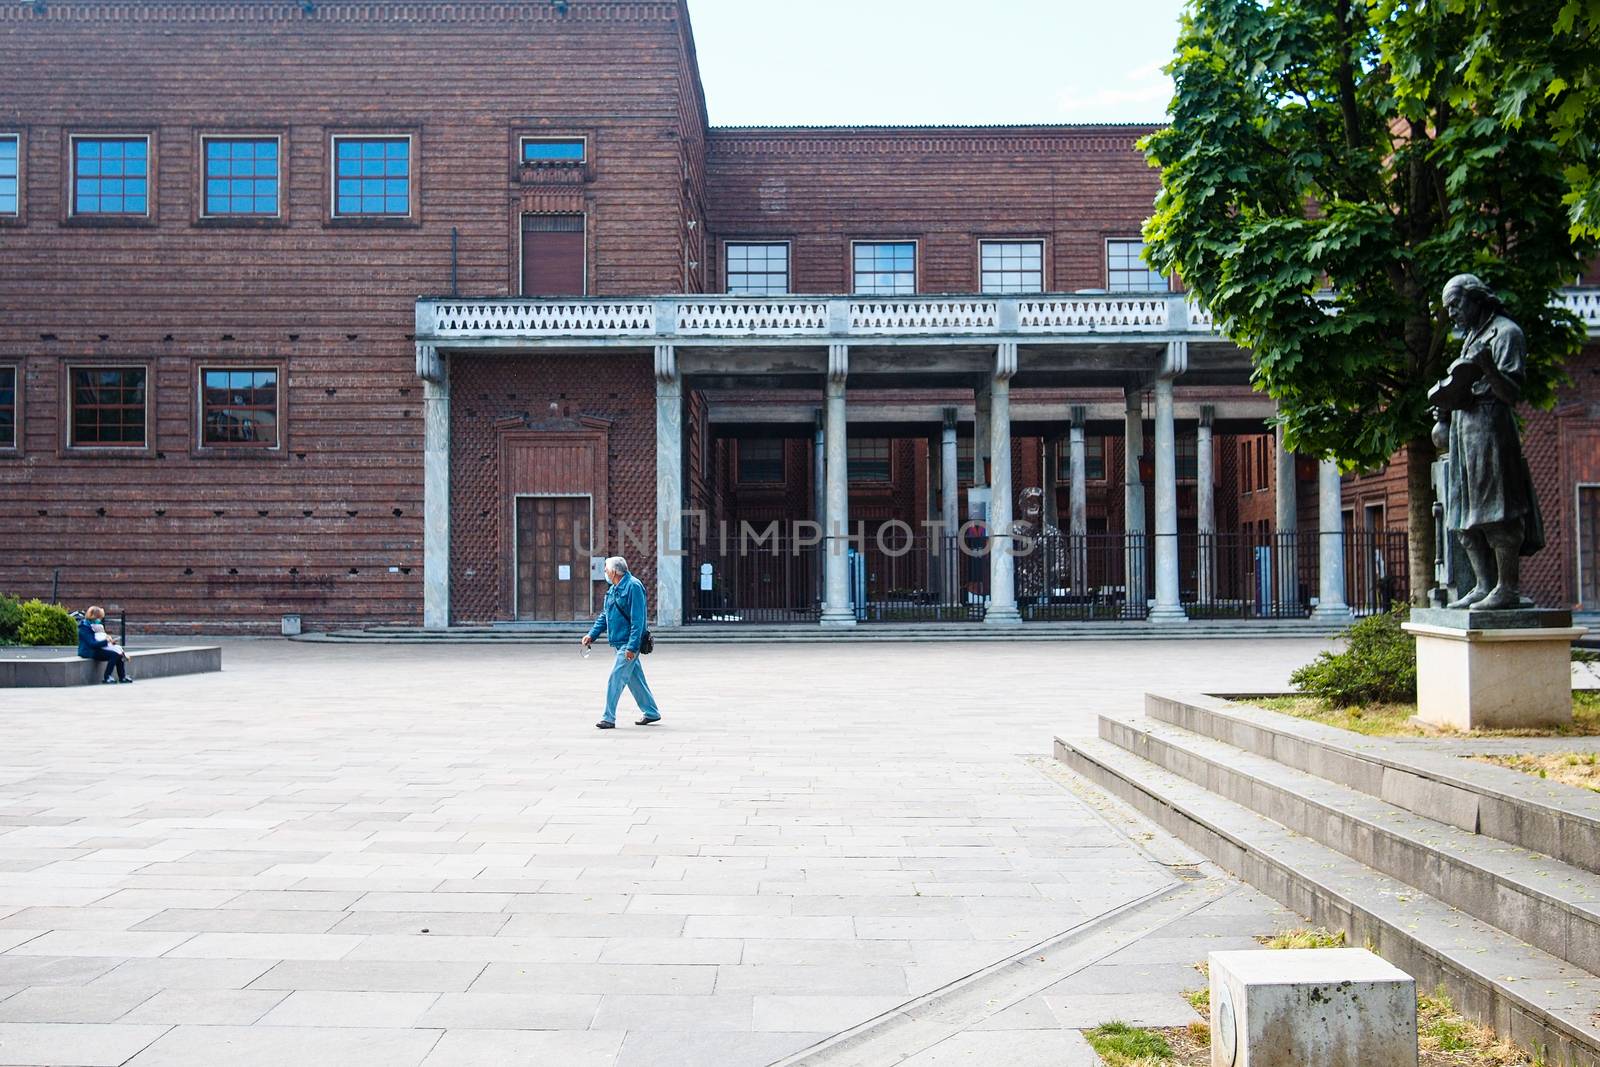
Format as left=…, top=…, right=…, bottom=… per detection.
left=1142, top=0, right=1592, bottom=604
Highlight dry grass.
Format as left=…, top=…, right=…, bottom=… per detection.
left=1247, top=691, right=1600, bottom=738
left=1417, top=989, right=1534, bottom=1065
left=1472, top=751, right=1600, bottom=794
left=1257, top=926, right=1347, bottom=950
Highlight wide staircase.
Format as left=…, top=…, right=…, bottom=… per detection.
left=1056, top=691, right=1600, bottom=1067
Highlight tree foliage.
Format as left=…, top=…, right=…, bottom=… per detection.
left=1141, top=0, right=1591, bottom=473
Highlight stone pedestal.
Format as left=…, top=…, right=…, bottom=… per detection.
left=1404, top=608, right=1584, bottom=731
left=1208, top=948, right=1416, bottom=1067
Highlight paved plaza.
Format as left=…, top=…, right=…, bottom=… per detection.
left=0, top=637, right=1326, bottom=1066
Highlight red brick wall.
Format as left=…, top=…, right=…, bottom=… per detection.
left=704, top=126, right=1163, bottom=294
left=0, top=1, right=701, bottom=630
left=448, top=353, right=657, bottom=624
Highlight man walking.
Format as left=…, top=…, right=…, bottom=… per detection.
left=581, top=556, right=663, bottom=730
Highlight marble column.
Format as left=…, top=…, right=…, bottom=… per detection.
left=1149, top=375, right=1186, bottom=621
left=1124, top=389, right=1147, bottom=610
left=654, top=344, right=683, bottom=628
left=940, top=409, right=959, bottom=599
left=820, top=344, right=855, bottom=627
left=420, top=345, right=450, bottom=631
left=813, top=409, right=826, bottom=607
left=1068, top=405, right=1088, bottom=593
left=1275, top=423, right=1299, bottom=609
left=986, top=342, right=1021, bottom=623
left=973, top=382, right=991, bottom=487
left=1312, top=459, right=1352, bottom=620
left=1196, top=406, right=1215, bottom=603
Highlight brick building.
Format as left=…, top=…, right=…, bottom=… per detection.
left=1, top=0, right=1595, bottom=632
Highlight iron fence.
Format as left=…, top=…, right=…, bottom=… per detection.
left=1020, top=534, right=1150, bottom=621
left=1181, top=532, right=1317, bottom=619
left=687, top=536, right=820, bottom=624
left=1344, top=529, right=1410, bottom=616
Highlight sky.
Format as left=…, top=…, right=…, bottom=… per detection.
left=686, top=0, right=1188, bottom=128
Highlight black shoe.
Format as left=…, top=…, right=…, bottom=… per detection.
left=119, top=677, right=133, bottom=684
left=102, top=676, right=117, bottom=685
left=635, top=716, right=661, bottom=726
left=595, top=721, right=615, bottom=729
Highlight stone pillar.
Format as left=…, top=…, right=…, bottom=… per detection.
left=1069, top=405, right=1088, bottom=593
left=1312, top=459, right=1351, bottom=621
left=1275, top=423, right=1299, bottom=610
left=940, top=409, right=959, bottom=599
left=420, top=345, right=451, bottom=631
left=973, top=382, right=991, bottom=487
left=820, top=344, right=855, bottom=627
left=654, top=344, right=683, bottom=628
left=1150, top=375, right=1185, bottom=621
left=812, top=410, right=825, bottom=527
left=986, top=342, right=1021, bottom=623
left=1124, top=389, right=1147, bottom=611
left=1196, top=406, right=1215, bottom=603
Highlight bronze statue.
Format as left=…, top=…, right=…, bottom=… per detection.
left=1427, top=274, right=1546, bottom=610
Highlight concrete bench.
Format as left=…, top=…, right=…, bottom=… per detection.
left=0, top=646, right=222, bottom=688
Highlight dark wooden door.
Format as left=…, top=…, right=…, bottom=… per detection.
left=516, top=496, right=591, bottom=620
left=521, top=214, right=585, bottom=296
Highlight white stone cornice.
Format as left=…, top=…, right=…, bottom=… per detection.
left=653, top=343, right=678, bottom=384
left=1159, top=339, right=1188, bottom=379
left=415, top=342, right=442, bottom=383
left=995, top=341, right=1018, bottom=382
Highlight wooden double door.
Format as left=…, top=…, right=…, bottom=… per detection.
left=515, top=495, right=592, bottom=621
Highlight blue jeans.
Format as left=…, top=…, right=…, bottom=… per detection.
left=604, top=650, right=660, bottom=724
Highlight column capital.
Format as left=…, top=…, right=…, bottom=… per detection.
left=415, top=342, right=443, bottom=384
left=1199, top=403, right=1214, bottom=429
left=1159, top=339, right=1188, bottom=379
left=653, top=343, right=678, bottom=385
left=827, top=342, right=848, bottom=385
left=1070, top=403, right=1086, bottom=427
left=942, top=406, right=958, bottom=431
left=995, top=341, right=1018, bottom=382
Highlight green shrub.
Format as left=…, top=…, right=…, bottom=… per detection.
left=17, top=600, right=77, bottom=647
left=1289, top=606, right=1417, bottom=706
left=0, top=594, right=22, bottom=645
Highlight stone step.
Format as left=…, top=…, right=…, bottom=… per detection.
left=1097, top=712, right=1600, bottom=976
left=1146, top=691, right=1600, bottom=877
left=0, top=645, right=222, bottom=688
left=1054, top=733, right=1600, bottom=1067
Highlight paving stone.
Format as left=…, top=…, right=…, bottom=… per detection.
left=419, top=1029, right=623, bottom=1067
left=90, top=958, right=275, bottom=993
left=898, top=1027, right=1102, bottom=1065
left=123, top=1024, right=441, bottom=1066
left=612, top=1030, right=824, bottom=1067
left=0, top=984, right=156, bottom=1023
left=752, top=993, right=908, bottom=1033
left=256, top=990, right=437, bottom=1028
left=712, top=964, right=909, bottom=996
left=414, top=991, right=600, bottom=1030
left=248, top=960, right=485, bottom=993
left=119, top=989, right=290, bottom=1026
left=0, top=1022, right=169, bottom=1066
left=592, top=993, right=755, bottom=1032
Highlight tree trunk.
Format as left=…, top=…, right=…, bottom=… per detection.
left=1404, top=435, right=1436, bottom=607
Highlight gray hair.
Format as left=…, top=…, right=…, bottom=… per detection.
left=604, top=556, right=629, bottom=575
left=1443, top=273, right=1504, bottom=314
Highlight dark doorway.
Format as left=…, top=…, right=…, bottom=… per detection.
left=516, top=495, right=591, bottom=620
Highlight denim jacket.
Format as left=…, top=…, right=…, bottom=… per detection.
left=586, top=574, right=648, bottom=653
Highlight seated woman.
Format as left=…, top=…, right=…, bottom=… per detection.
left=77, top=606, right=131, bottom=684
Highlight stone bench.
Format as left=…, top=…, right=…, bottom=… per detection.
left=0, top=646, right=222, bottom=688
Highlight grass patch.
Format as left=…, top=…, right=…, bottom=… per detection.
left=1417, top=988, right=1533, bottom=1065
left=1245, top=691, right=1600, bottom=738
left=1472, top=751, right=1600, bottom=794
left=1084, top=1021, right=1174, bottom=1065
left=1257, top=926, right=1347, bottom=950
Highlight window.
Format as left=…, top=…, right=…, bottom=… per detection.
left=1258, top=435, right=1271, bottom=490
left=853, top=242, right=915, bottom=295
left=1242, top=439, right=1254, bottom=491
left=736, top=439, right=784, bottom=483
left=201, top=367, right=279, bottom=447
left=848, top=438, right=892, bottom=482
left=70, top=367, right=146, bottom=447
left=333, top=136, right=410, bottom=217
left=1053, top=436, right=1106, bottom=481
left=0, top=366, right=14, bottom=448
left=0, top=135, right=17, bottom=215
left=980, top=240, right=1043, bottom=294
left=1107, top=239, right=1167, bottom=292
left=726, top=242, right=790, bottom=295
left=521, top=138, right=585, bottom=164
left=72, top=137, right=148, bottom=217
left=1177, top=436, right=1197, bottom=481
left=203, top=138, right=279, bottom=217
left=956, top=437, right=974, bottom=480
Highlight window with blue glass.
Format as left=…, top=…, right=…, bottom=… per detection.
left=72, top=137, right=148, bottom=216
left=0, top=366, right=15, bottom=449
left=521, top=138, right=585, bottom=164
left=0, top=136, right=18, bottom=216
left=204, top=138, right=279, bottom=217
left=333, top=136, right=411, bottom=217
left=853, top=241, right=916, bottom=295
left=201, top=367, right=278, bottom=447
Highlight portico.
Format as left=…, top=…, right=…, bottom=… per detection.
left=414, top=292, right=1339, bottom=629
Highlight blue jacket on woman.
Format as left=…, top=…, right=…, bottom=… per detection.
left=76, top=618, right=104, bottom=657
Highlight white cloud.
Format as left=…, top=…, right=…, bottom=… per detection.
left=1054, top=59, right=1173, bottom=123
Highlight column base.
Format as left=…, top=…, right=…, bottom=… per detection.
left=1311, top=604, right=1353, bottom=623
left=984, top=604, right=1022, bottom=624
left=1148, top=605, right=1188, bottom=622
left=819, top=608, right=857, bottom=628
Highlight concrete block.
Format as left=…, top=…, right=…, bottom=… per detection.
left=1208, top=948, right=1416, bottom=1067
left=1403, top=622, right=1584, bottom=730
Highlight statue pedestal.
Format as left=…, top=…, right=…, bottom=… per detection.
left=1403, top=609, right=1585, bottom=731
